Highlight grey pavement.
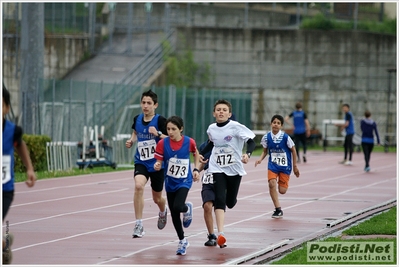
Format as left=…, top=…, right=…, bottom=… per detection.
left=63, top=31, right=167, bottom=84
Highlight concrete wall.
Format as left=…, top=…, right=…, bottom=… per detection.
left=3, top=35, right=89, bottom=117
left=178, top=27, right=396, bottom=141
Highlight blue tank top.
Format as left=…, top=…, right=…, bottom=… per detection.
left=163, top=136, right=193, bottom=192
left=3, top=120, right=16, bottom=192
left=292, top=110, right=306, bottom=134
left=267, top=132, right=292, bottom=175
left=345, top=112, right=355, bottom=135
left=134, top=113, right=163, bottom=172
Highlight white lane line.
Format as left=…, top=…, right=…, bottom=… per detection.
left=11, top=188, right=129, bottom=207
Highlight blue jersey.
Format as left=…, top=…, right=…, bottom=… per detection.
left=291, top=110, right=307, bottom=134
left=3, top=120, right=16, bottom=192
left=266, top=132, right=292, bottom=175
left=134, top=113, right=163, bottom=172
left=345, top=111, right=355, bottom=135
left=163, top=136, right=193, bottom=192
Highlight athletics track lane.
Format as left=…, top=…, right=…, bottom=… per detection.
left=3, top=151, right=397, bottom=265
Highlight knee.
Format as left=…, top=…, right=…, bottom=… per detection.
left=226, top=199, right=237, bottom=209
left=134, top=183, right=145, bottom=193
left=279, top=187, right=287, bottom=194
left=203, top=202, right=213, bottom=213
left=269, top=179, right=277, bottom=190
left=152, top=192, right=163, bottom=204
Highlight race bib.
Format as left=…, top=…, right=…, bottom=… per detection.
left=271, top=152, right=288, bottom=167
left=167, top=157, right=189, bottom=179
left=137, top=139, right=156, bottom=161
left=201, top=170, right=213, bottom=184
left=213, top=147, right=235, bottom=167
left=2, top=155, right=11, bottom=184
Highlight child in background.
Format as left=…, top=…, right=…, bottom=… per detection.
left=3, top=85, right=36, bottom=264
left=255, top=114, right=300, bottom=219
left=360, top=111, right=380, bottom=172
left=154, top=116, right=200, bottom=256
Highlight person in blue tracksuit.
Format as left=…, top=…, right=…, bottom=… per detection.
left=154, top=116, right=200, bottom=256
left=336, top=103, right=355, bottom=165
left=360, top=111, right=380, bottom=172
left=285, top=102, right=311, bottom=163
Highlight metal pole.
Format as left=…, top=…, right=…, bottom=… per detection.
left=69, top=79, right=72, bottom=141
left=126, top=3, right=133, bottom=55
left=187, top=3, right=191, bottom=26
left=52, top=78, right=55, bottom=141
left=353, top=3, right=358, bottom=30
left=385, top=70, right=392, bottom=152
left=146, top=10, right=150, bottom=52
left=296, top=2, right=300, bottom=25
left=244, top=3, right=248, bottom=28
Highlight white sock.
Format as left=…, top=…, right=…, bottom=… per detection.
left=136, top=219, right=143, bottom=226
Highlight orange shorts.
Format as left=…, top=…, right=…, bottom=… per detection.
left=268, top=170, right=290, bottom=188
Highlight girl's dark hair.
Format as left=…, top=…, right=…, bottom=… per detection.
left=3, top=83, right=11, bottom=106
left=166, top=115, right=184, bottom=130
left=364, top=111, right=371, bottom=118
left=271, top=114, right=284, bottom=125
left=141, top=89, right=158, bottom=104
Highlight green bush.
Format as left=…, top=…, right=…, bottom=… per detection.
left=301, top=13, right=396, bottom=35
left=14, top=134, right=51, bottom=173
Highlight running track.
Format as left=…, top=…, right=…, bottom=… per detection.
left=3, top=151, right=397, bottom=265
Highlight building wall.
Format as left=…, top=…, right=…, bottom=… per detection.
left=178, top=27, right=396, bottom=141
left=2, top=35, right=89, bottom=117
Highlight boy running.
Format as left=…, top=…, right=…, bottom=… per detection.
left=125, top=89, right=167, bottom=238
left=199, top=99, right=256, bottom=248
left=255, top=115, right=300, bottom=218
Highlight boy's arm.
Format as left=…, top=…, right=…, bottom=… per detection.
left=255, top=147, right=268, bottom=167
left=15, top=141, right=36, bottom=187
left=192, top=147, right=201, bottom=182
left=126, top=131, right=137, bottom=148
left=290, top=146, right=300, bottom=177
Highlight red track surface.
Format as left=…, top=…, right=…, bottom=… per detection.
left=3, top=151, right=397, bottom=265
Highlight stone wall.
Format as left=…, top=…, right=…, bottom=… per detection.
left=3, top=35, right=89, bottom=117
left=177, top=27, right=396, bottom=141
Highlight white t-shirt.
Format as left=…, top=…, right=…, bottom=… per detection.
left=207, top=120, right=255, bottom=176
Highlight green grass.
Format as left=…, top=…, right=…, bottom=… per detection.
left=271, top=207, right=397, bottom=265
left=14, top=166, right=133, bottom=183
left=343, top=207, right=397, bottom=236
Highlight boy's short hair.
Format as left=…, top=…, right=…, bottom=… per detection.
left=342, top=103, right=350, bottom=109
left=213, top=99, right=232, bottom=112
left=295, top=102, right=302, bottom=109
left=141, top=89, right=158, bottom=104
left=271, top=114, right=284, bottom=125
left=3, top=83, right=11, bottom=106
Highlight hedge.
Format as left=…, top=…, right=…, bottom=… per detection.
left=14, top=134, right=51, bottom=173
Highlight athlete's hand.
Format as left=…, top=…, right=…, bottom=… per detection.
left=154, top=161, right=161, bottom=171
left=241, top=153, right=249, bottom=164
left=193, top=171, right=200, bottom=182
left=293, top=166, right=300, bottom=177
left=148, top=126, right=157, bottom=136
left=25, top=170, right=36, bottom=187
left=255, top=159, right=262, bottom=167
left=199, top=154, right=208, bottom=164
left=125, top=139, right=134, bottom=148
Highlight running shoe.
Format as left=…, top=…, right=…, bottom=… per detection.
left=176, top=239, right=190, bottom=255
left=157, top=206, right=168, bottom=230
left=303, top=155, right=307, bottom=163
left=2, top=232, right=14, bottom=264
left=132, top=223, right=145, bottom=238
left=344, top=161, right=353, bottom=166
left=338, top=159, right=346, bottom=164
left=365, top=166, right=370, bottom=172
left=183, top=202, right=193, bottom=228
left=272, top=209, right=283, bottom=219
left=204, top=233, right=217, bottom=246
left=217, top=234, right=227, bottom=248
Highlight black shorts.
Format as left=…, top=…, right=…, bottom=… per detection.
left=134, top=164, right=164, bottom=192
left=201, top=183, right=215, bottom=207
left=3, top=190, right=14, bottom=221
